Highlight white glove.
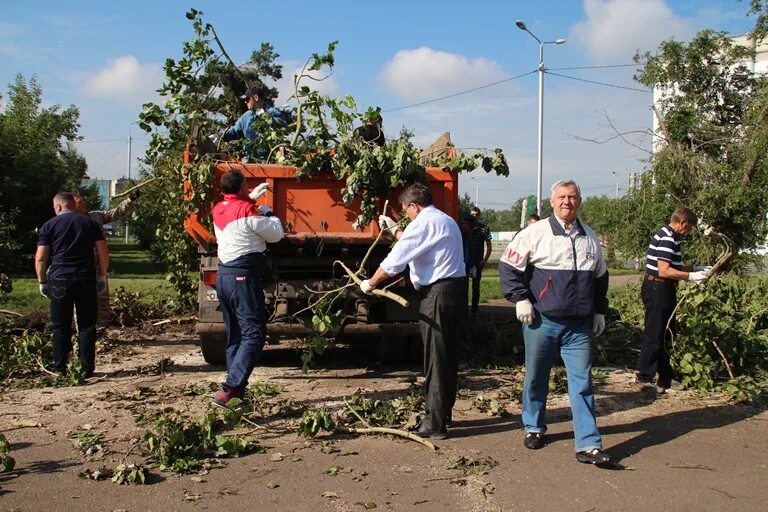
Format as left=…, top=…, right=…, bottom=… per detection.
left=592, top=314, right=606, bottom=338
left=378, top=214, right=398, bottom=235
left=259, top=204, right=273, bottom=216
left=360, top=279, right=375, bottom=295
left=249, top=182, right=270, bottom=201
left=516, top=299, right=535, bottom=326
left=693, top=265, right=713, bottom=272
left=208, top=133, right=221, bottom=146
left=39, top=282, right=51, bottom=299
left=687, top=270, right=709, bottom=284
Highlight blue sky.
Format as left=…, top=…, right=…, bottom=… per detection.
left=0, top=0, right=758, bottom=210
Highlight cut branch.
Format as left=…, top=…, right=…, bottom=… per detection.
left=337, top=261, right=409, bottom=308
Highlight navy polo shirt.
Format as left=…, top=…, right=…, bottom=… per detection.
left=38, top=210, right=104, bottom=278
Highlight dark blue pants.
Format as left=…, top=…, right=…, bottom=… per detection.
left=217, top=272, right=267, bottom=392
left=50, top=274, right=97, bottom=374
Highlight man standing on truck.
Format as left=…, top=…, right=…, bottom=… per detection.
left=360, top=183, right=466, bottom=440
left=211, top=170, right=284, bottom=407
left=219, top=85, right=293, bottom=163
left=499, top=179, right=611, bottom=466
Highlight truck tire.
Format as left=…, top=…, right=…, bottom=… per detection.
left=200, top=334, right=226, bottom=366
left=376, top=334, right=410, bottom=363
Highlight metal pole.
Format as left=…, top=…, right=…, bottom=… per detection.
left=475, top=182, right=479, bottom=206
left=612, top=171, right=619, bottom=198
left=125, top=129, right=132, bottom=244
left=536, top=42, right=544, bottom=216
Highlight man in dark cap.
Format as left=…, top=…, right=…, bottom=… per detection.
left=220, top=86, right=293, bottom=162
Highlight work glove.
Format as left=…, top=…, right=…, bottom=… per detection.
left=468, top=266, right=477, bottom=279
left=378, top=214, right=398, bottom=235
left=249, top=182, right=270, bottom=201
left=96, top=276, right=108, bottom=294
left=693, top=265, right=714, bottom=273
left=258, top=204, right=273, bottom=216
left=687, top=270, right=709, bottom=285
left=592, top=314, right=606, bottom=338
left=128, top=189, right=141, bottom=201
left=39, top=282, right=51, bottom=299
left=516, top=299, right=535, bottom=326
left=360, top=279, right=375, bottom=295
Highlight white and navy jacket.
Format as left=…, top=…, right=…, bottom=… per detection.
left=499, top=215, right=608, bottom=319
left=213, top=194, right=284, bottom=275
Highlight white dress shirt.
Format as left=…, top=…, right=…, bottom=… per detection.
left=379, top=205, right=465, bottom=288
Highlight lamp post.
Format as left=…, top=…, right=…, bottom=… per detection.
left=611, top=171, right=619, bottom=198
left=125, top=121, right=139, bottom=243
left=515, top=20, right=566, bottom=216
left=470, top=176, right=479, bottom=206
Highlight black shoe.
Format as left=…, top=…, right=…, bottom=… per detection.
left=524, top=432, right=545, bottom=450
left=411, top=425, right=448, bottom=440
left=445, top=413, right=453, bottom=428
left=576, top=449, right=611, bottom=465
left=80, top=370, right=94, bottom=380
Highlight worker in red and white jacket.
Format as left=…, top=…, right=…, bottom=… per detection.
left=211, top=170, right=284, bottom=407
left=499, top=179, right=611, bottom=467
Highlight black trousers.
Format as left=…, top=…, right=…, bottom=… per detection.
left=637, top=280, right=677, bottom=385
left=419, top=278, right=465, bottom=432
left=50, top=274, right=97, bottom=374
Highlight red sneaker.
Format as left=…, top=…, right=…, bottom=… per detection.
left=212, top=388, right=238, bottom=408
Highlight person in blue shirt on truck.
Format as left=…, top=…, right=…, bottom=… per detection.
left=219, top=86, right=293, bottom=163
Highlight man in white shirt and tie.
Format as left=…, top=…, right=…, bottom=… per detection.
left=360, top=183, right=466, bottom=439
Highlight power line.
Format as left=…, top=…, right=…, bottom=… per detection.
left=545, top=71, right=652, bottom=93
left=548, top=63, right=638, bottom=71
left=383, top=70, right=537, bottom=113
left=71, top=138, right=149, bottom=144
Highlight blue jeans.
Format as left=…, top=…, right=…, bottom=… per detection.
left=522, top=314, right=602, bottom=452
left=217, top=272, right=267, bottom=392
left=50, top=273, right=97, bottom=374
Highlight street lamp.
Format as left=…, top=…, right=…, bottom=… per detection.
left=515, top=19, right=566, bottom=216
left=469, top=176, right=479, bottom=206
left=611, top=171, right=619, bottom=198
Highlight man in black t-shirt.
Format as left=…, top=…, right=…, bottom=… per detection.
left=35, top=192, right=109, bottom=378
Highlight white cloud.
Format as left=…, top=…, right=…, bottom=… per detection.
left=572, top=0, right=693, bottom=63
left=379, top=47, right=510, bottom=102
left=81, top=55, right=163, bottom=101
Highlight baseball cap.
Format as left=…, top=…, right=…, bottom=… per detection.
left=241, top=86, right=267, bottom=100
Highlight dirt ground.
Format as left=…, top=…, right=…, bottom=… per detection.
left=1, top=316, right=767, bottom=512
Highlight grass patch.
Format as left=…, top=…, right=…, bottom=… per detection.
left=0, top=279, right=177, bottom=316
left=108, top=243, right=167, bottom=279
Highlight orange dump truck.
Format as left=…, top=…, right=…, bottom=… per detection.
left=183, top=149, right=459, bottom=364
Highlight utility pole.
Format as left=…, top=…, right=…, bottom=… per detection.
left=124, top=127, right=133, bottom=244
left=612, top=171, right=619, bottom=198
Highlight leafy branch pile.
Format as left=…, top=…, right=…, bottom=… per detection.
left=602, top=276, right=768, bottom=400
left=134, top=9, right=509, bottom=302
left=0, top=434, right=14, bottom=473
left=145, top=410, right=263, bottom=474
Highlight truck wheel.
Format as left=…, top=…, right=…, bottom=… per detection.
left=200, top=334, right=226, bottom=366
left=376, top=335, right=410, bottom=363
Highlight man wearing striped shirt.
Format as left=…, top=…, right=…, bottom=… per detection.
left=636, top=207, right=711, bottom=392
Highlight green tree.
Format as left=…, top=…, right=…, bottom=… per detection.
left=615, top=27, right=768, bottom=263
left=0, top=75, right=88, bottom=268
